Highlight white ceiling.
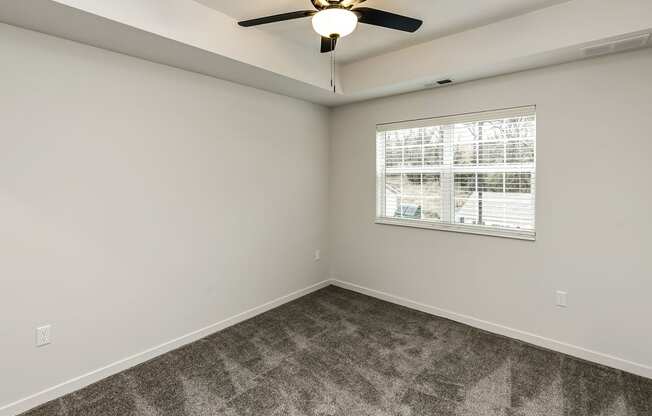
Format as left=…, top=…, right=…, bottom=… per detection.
left=195, top=0, right=572, bottom=63
left=2, top=0, right=649, bottom=106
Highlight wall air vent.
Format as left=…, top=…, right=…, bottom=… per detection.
left=582, top=33, right=651, bottom=57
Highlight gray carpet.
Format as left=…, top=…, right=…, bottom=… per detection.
left=22, top=285, right=651, bottom=415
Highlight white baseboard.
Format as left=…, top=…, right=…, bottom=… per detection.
left=5, top=278, right=649, bottom=415
left=331, top=278, right=652, bottom=380
left=0, top=280, right=331, bottom=416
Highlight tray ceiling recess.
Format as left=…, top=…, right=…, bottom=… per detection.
left=1, top=0, right=651, bottom=106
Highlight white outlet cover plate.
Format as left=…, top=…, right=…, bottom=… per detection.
left=556, top=291, right=568, bottom=307
left=36, top=325, right=51, bottom=347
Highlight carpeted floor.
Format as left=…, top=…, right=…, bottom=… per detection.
left=22, top=285, right=651, bottom=415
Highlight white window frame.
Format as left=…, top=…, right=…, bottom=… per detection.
left=375, top=106, right=536, bottom=241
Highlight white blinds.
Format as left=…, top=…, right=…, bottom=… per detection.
left=376, top=106, right=536, bottom=240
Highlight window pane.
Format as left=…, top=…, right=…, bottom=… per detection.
left=382, top=173, right=442, bottom=222
left=422, top=197, right=442, bottom=221
left=423, top=174, right=441, bottom=197
left=386, top=173, right=401, bottom=189
left=454, top=142, right=477, bottom=165
left=404, top=146, right=423, bottom=166
left=386, top=131, right=402, bottom=147
left=478, top=173, right=504, bottom=193
left=396, top=197, right=421, bottom=219
left=454, top=123, right=477, bottom=143
left=455, top=197, right=479, bottom=225
left=454, top=172, right=534, bottom=229
left=403, top=173, right=422, bottom=196
left=424, top=145, right=443, bottom=166
left=424, top=126, right=444, bottom=145
left=403, top=128, right=422, bottom=147
left=454, top=173, right=476, bottom=196
left=478, top=142, right=505, bottom=165
left=463, top=195, right=535, bottom=229
left=506, top=140, right=535, bottom=164
left=505, top=173, right=532, bottom=193
left=384, top=174, right=401, bottom=217
left=454, top=173, right=477, bottom=223
left=385, top=147, right=402, bottom=167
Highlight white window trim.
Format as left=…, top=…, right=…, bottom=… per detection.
left=375, top=105, right=536, bottom=241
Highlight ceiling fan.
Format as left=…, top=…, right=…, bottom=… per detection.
left=237, top=0, right=423, bottom=54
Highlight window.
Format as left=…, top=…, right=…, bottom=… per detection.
left=376, top=106, right=536, bottom=240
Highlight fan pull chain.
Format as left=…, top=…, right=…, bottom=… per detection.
left=330, top=37, right=336, bottom=93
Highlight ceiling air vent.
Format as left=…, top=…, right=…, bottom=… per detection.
left=424, top=79, right=453, bottom=89
left=582, top=33, right=650, bottom=57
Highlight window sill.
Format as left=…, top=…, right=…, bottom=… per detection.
left=375, top=217, right=536, bottom=241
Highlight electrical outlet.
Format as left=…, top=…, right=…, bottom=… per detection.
left=555, top=291, right=568, bottom=308
left=36, top=325, right=51, bottom=347
left=314, top=249, right=321, bottom=262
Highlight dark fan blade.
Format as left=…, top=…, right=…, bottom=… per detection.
left=354, top=7, right=423, bottom=32
left=311, top=0, right=329, bottom=10
left=320, top=36, right=338, bottom=53
left=238, top=10, right=315, bottom=27
left=342, top=0, right=367, bottom=7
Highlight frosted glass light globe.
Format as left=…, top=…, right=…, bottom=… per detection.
left=312, top=8, right=358, bottom=38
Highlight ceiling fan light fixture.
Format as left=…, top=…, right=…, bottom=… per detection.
left=312, top=8, right=358, bottom=38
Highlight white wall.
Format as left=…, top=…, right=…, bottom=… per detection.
left=0, top=23, right=329, bottom=409
left=2, top=18, right=651, bottom=414
left=330, top=48, right=652, bottom=377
